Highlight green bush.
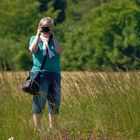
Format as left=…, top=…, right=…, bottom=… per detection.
left=61, top=0, right=140, bottom=70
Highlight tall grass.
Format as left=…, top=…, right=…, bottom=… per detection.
left=0, top=71, right=139, bottom=140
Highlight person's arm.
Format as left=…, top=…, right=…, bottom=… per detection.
left=52, top=35, right=63, bottom=54
left=29, top=29, right=41, bottom=53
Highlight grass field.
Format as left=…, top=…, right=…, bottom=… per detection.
left=0, top=71, right=139, bottom=140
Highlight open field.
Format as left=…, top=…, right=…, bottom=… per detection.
left=0, top=71, right=140, bottom=140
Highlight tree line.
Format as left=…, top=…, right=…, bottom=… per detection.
left=0, top=0, right=140, bottom=71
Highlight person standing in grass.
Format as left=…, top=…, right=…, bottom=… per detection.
left=29, top=17, right=63, bottom=131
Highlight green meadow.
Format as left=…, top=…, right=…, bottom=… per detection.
left=0, top=72, right=139, bottom=140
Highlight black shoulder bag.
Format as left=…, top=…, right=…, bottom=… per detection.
left=20, top=54, right=47, bottom=95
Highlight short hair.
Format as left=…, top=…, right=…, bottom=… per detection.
left=38, top=17, right=54, bottom=29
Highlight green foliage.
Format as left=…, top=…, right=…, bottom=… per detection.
left=38, top=0, right=66, bottom=21
left=64, top=0, right=101, bottom=25
left=61, top=0, right=140, bottom=71
left=0, top=0, right=39, bottom=38
left=14, top=51, right=32, bottom=70
left=0, top=38, right=18, bottom=70
left=0, top=0, right=60, bottom=70
left=0, top=0, right=140, bottom=71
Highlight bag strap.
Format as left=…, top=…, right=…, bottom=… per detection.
left=40, top=54, right=47, bottom=70
left=29, top=42, right=48, bottom=77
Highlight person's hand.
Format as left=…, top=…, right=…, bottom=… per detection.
left=36, top=27, right=42, bottom=36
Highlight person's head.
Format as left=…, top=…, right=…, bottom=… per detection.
left=38, top=17, right=54, bottom=31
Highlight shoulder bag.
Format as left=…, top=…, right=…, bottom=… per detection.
left=20, top=54, right=47, bottom=95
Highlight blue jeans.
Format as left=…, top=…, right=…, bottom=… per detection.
left=30, top=71, right=61, bottom=114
